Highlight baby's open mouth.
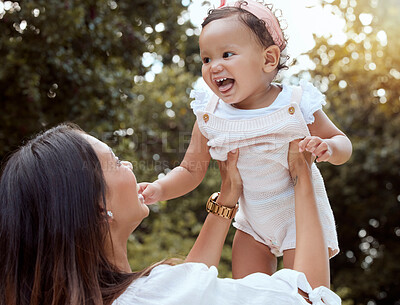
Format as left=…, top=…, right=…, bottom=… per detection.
left=215, top=78, right=234, bottom=93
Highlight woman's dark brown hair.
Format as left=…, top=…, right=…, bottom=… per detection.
left=0, top=123, right=156, bottom=305
left=202, top=1, right=289, bottom=71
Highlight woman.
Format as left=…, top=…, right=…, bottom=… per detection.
left=0, top=123, right=340, bottom=305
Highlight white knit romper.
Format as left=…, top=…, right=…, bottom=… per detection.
left=191, top=83, right=339, bottom=257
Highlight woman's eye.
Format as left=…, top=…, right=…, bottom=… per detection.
left=202, top=57, right=210, bottom=64
left=116, top=157, right=122, bottom=166
left=223, top=52, right=234, bottom=58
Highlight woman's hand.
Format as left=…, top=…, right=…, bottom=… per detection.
left=288, top=139, right=314, bottom=182
left=217, top=149, right=242, bottom=208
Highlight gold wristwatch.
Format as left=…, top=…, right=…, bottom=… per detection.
left=206, top=192, right=238, bottom=220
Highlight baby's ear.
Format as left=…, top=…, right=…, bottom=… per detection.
left=262, top=45, right=280, bottom=73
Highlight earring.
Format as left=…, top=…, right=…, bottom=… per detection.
left=107, top=210, right=113, bottom=218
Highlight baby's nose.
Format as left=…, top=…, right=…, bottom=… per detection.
left=210, top=61, right=223, bottom=73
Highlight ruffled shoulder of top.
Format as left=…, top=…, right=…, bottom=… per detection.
left=298, top=79, right=327, bottom=124
left=273, top=269, right=342, bottom=305
left=190, top=89, right=211, bottom=115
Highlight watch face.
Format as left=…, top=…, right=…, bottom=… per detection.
left=211, top=192, right=219, bottom=201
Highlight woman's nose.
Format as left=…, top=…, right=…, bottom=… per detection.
left=121, top=161, right=133, bottom=170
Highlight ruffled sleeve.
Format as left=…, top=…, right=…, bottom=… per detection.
left=299, top=80, right=327, bottom=124
left=273, top=269, right=342, bottom=305
left=190, top=89, right=210, bottom=115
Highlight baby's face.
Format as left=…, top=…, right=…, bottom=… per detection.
left=199, top=15, right=271, bottom=109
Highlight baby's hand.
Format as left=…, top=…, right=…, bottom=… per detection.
left=137, top=182, right=163, bottom=205
left=298, top=136, right=332, bottom=163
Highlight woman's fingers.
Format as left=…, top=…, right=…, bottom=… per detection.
left=217, top=150, right=242, bottom=206
left=218, top=149, right=238, bottom=173
left=288, top=139, right=302, bottom=161
left=227, top=149, right=239, bottom=168
left=226, top=149, right=241, bottom=183
left=298, top=137, right=310, bottom=152
left=288, top=139, right=314, bottom=175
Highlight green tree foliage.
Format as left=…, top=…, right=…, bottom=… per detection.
left=2, top=0, right=400, bottom=302
left=0, top=0, right=200, bottom=160
left=293, top=0, right=400, bottom=303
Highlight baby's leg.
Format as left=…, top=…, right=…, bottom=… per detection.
left=232, top=230, right=277, bottom=279
left=283, top=249, right=296, bottom=269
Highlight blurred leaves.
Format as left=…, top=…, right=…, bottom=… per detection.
left=0, top=0, right=200, bottom=158
left=1, top=0, right=400, bottom=303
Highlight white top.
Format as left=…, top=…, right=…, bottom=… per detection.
left=191, top=80, right=326, bottom=124
left=113, top=263, right=341, bottom=305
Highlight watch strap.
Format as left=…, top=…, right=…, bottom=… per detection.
left=206, top=192, right=238, bottom=219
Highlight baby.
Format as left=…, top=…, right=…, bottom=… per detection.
left=139, top=0, right=352, bottom=278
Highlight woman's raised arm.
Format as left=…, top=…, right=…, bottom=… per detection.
left=185, top=149, right=242, bottom=267
left=288, top=140, right=330, bottom=289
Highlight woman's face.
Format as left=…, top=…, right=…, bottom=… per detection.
left=83, top=134, right=149, bottom=232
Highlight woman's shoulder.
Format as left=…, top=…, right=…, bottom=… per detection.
left=113, top=263, right=341, bottom=305
left=112, top=263, right=218, bottom=305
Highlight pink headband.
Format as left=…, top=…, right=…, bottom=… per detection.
left=218, top=0, right=286, bottom=50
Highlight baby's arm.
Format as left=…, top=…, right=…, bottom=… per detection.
left=139, top=121, right=211, bottom=204
left=299, top=110, right=352, bottom=165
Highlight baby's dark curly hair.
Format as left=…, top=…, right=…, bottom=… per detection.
left=202, top=1, right=289, bottom=72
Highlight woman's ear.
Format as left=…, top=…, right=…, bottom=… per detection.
left=262, top=45, right=280, bottom=73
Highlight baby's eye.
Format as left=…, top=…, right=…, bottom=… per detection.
left=223, top=52, right=234, bottom=58
left=202, top=57, right=211, bottom=64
